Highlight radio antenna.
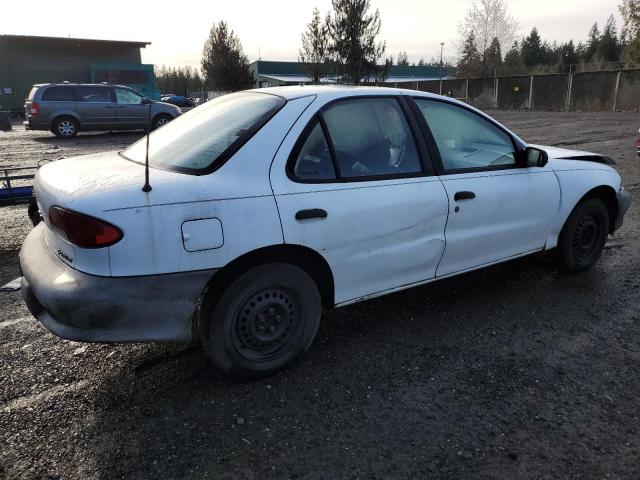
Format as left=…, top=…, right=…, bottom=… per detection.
left=142, top=98, right=152, bottom=192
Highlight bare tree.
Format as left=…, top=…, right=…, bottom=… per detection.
left=299, top=7, right=331, bottom=84
left=457, top=0, right=518, bottom=74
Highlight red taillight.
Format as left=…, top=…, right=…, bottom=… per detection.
left=48, top=207, right=123, bottom=249
left=30, top=103, right=40, bottom=116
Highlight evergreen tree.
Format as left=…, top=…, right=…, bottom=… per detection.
left=597, top=15, right=620, bottom=61
left=521, top=27, right=544, bottom=66
left=201, top=20, right=254, bottom=91
left=483, top=37, right=502, bottom=75
left=585, top=22, right=601, bottom=62
left=503, top=40, right=521, bottom=71
left=397, top=51, right=410, bottom=66
left=327, top=0, right=386, bottom=84
left=558, top=40, right=579, bottom=67
left=458, top=31, right=483, bottom=77
left=299, top=8, right=331, bottom=84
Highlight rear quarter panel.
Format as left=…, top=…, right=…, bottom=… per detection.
left=72, top=95, right=317, bottom=276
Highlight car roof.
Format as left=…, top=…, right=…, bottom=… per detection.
left=35, top=83, right=133, bottom=88
left=251, top=85, right=444, bottom=101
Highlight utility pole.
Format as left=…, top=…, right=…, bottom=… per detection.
left=439, top=42, right=444, bottom=95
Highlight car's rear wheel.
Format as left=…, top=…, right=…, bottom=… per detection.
left=152, top=114, right=172, bottom=130
left=200, top=263, right=321, bottom=377
left=556, top=198, right=609, bottom=272
left=52, top=117, right=79, bottom=138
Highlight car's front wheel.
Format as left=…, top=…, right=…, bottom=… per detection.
left=152, top=114, right=172, bottom=130
left=556, top=197, right=609, bottom=272
left=200, top=263, right=322, bottom=377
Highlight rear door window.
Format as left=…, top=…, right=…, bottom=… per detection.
left=76, top=87, right=112, bottom=103
left=322, top=98, right=422, bottom=178
left=42, top=86, right=75, bottom=101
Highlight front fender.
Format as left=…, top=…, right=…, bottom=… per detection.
left=545, top=167, right=622, bottom=249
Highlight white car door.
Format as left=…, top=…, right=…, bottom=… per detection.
left=270, top=96, right=449, bottom=305
left=411, top=98, right=560, bottom=277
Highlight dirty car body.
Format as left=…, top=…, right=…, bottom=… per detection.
left=19, top=86, right=632, bottom=376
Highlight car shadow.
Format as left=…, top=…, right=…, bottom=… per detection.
left=80, top=251, right=613, bottom=478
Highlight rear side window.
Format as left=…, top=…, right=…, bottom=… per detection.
left=42, top=86, right=75, bottom=101
left=292, top=121, right=336, bottom=181
left=27, top=87, right=39, bottom=100
left=76, top=87, right=112, bottom=103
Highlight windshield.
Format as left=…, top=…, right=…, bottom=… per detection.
left=121, top=91, right=286, bottom=174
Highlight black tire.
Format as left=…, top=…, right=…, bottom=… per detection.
left=152, top=114, right=172, bottom=130
left=52, top=116, right=79, bottom=138
left=556, top=198, right=609, bottom=272
left=200, top=263, right=321, bottom=377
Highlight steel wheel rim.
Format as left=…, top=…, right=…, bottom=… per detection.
left=572, top=214, right=600, bottom=260
left=232, top=287, right=303, bottom=362
left=58, top=120, right=75, bottom=136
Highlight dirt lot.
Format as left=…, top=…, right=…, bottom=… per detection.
left=1, top=111, right=640, bottom=480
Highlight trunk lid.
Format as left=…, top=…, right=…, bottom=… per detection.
left=34, top=151, right=179, bottom=226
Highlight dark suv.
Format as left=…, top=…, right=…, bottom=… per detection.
left=24, top=83, right=181, bottom=138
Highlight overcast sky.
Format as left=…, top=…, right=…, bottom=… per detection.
left=1, top=0, right=622, bottom=68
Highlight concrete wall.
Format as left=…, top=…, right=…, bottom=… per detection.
left=615, top=71, right=640, bottom=111
left=570, top=72, right=618, bottom=112
left=392, top=69, right=640, bottom=112
left=497, top=75, right=531, bottom=109
left=467, top=78, right=495, bottom=109
left=530, top=74, right=569, bottom=110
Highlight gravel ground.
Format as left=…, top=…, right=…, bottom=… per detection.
left=1, top=112, right=639, bottom=480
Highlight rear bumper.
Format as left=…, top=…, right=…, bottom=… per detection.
left=614, top=187, right=632, bottom=231
left=19, top=224, right=216, bottom=342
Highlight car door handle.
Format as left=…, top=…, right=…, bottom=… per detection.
left=454, top=191, right=476, bottom=201
left=295, top=209, right=328, bottom=220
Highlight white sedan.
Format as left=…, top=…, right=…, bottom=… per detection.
left=19, top=86, right=631, bottom=376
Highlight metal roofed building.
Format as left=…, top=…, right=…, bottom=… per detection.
left=0, top=35, right=154, bottom=114
left=249, top=60, right=456, bottom=87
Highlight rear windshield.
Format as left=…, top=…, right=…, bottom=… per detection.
left=42, top=86, right=75, bottom=102
left=121, top=91, right=286, bottom=174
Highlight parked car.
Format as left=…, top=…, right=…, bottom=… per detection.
left=24, top=83, right=181, bottom=138
left=19, top=86, right=631, bottom=377
left=161, top=95, right=196, bottom=108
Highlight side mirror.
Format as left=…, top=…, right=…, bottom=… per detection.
left=140, top=98, right=154, bottom=105
left=523, top=147, right=548, bottom=168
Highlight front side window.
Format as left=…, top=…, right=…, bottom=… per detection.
left=414, top=99, right=516, bottom=171
left=322, top=98, right=422, bottom=178
left=121, top=91, right=286, bottom=173
left=76, top=87, right=112, bottom=103
left=115, top=88, right=143, bottom=104
left=42, top=86, right=75, bottom=101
